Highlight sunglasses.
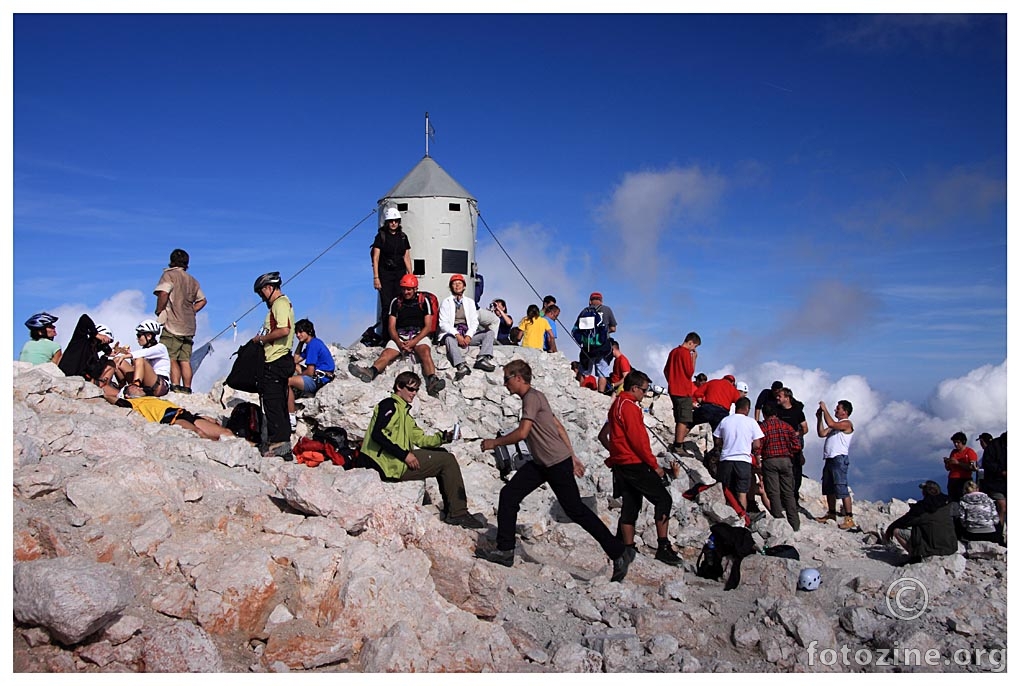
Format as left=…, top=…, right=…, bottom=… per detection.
left=402, top=385, right=420, bottom=393
left=503, top=375, right=517, bottom=385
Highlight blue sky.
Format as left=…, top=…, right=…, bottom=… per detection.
left=8, top=10, right=1009, bottom=500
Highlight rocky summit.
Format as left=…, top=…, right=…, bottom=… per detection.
left=11, top=344, right=1007, bottom=673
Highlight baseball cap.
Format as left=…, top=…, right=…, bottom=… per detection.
left=589, top=291, right=602, bottom=300
left=736, top=381, right=749, bottom=393
left=723, top=374, right=736, bottom=383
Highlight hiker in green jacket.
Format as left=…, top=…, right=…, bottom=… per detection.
left=360, top=371, right=484, bottom=529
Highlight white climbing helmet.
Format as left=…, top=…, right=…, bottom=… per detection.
left=798, top=568, right=822, bottom=591
left=135, top=319, right=162, bottom=336
left=95, top=324, right=114, bottom=339
left=383, top=207, right=401, bottom=222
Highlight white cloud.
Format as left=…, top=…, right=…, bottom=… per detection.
left=596, top=166, right=726, bottom=275
left=475, top=221, right=582, bottom=325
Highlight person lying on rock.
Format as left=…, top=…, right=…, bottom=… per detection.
left=358, top=371, right=484, bottom=529
left=477, top=359, right=636, bottom=582
left=102, top=383, right=233, bottom=441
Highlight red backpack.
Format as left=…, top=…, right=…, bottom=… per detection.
left=393, top=291, right=440, bottom=340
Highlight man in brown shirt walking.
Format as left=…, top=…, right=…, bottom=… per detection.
left=478, top=359, right=635, bottom=581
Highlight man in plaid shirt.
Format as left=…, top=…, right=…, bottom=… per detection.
left=758, top=403, right=802, bottom=531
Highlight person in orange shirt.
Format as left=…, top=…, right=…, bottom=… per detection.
left=693, top=374, right=744, bottom=430
left=945, top=431, right=978, bottom=501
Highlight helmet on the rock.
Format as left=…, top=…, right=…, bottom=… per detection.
left=798, top=568, right=822, bottom=591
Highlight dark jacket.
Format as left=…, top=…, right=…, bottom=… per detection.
left=889, top=493, right=958, bottom=559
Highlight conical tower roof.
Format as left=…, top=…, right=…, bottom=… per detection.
left=380, top=156, right=475, bottom=201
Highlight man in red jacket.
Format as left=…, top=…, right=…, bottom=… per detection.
left=663, top=331, right=701, bottom=452
left=693, top=374, right=745, bottom=430
left=598, top=370, right=681, bottom=566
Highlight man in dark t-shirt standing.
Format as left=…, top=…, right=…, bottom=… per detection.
left=478, top=360, right=636, bottom=582
left=754, top=381, right=783, bottom=422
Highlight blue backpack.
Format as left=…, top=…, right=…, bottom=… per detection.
left=572, top=305, right=610, bottom=356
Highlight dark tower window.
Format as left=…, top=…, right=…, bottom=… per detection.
left=397, top=203, right=409, bottom=212
left=442, top=249, right=469, bottom=274
left=449, top=203, right=461, bottom=211
left=413, top=259, right=425, bottom=276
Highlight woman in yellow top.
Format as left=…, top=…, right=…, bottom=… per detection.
left=515, top=304, right=552, bottom=349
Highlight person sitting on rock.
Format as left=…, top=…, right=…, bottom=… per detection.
left=102, top=382, right=233, bottom=440
left=437, top=273, right=496, bottom=381
left=885, top=480, right=958, bottom=564
left=955, top=480, right=1002, bottom=545
left=514, top=304, right=552, bottom=350
left=358, top=371, right=484, bottom=529
left=571, top=361, right=598, bottom=390
left=111, top=320, right=171, bottom=397
left=349, top=274, right=446, bottom=397
left=19, top=312, right=62, bottom=366
left=287, top=318, right=336, bottom=430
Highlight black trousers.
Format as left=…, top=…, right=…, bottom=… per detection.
left=261, top=355, right=295, bottom=443
left=496, top=457, right=624, bottom=560
left=612, top=463, right=672, bottom=525
left=377, top=271, right=404, bottom=340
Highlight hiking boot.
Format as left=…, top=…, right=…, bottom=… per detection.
left=348, top=363, right=376, bottom=382
left=454, top=363, right=471, bottom=381
left=178, top=386, right=192, bottom=395
left=475, top=547, right=514, bottom=567
left=819, top=511, right=839, bottom=523
left=426, top=375, right=446, bottom=396
left=838, top=515, right=856, bottom=530
left=655, top=544, right=682, bottom=567
left=446, top=512, right=485, bottom=530
left=473, top=355, right=496, bottom=372
left=611, top=545, right=637, bottom=582
left=750, top=511, right=768, bottom=524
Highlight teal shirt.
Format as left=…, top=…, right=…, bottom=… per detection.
left=19, top=339, right=61, bottom=364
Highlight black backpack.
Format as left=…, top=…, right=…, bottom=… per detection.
left=312, top=427, right=361, bottom=470
left=226, top=402, right=264, bottom=443
left=764, top=544, right=800, bottom=560
left=571, top=305, right=610, bottom=357
left=225, top=340, right=265, bottom=393
left=695, top=536, right=724, bottom=580
left=710, top=522, right=758, bottom=590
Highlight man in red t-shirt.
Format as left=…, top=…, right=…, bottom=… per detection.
left=945, top=431, right=978, bottom=501
left=663, top=331, right=701, bottom=452
left=608, top=338, right=632, bottom=394
left=693, top=374, right=745, bottom=430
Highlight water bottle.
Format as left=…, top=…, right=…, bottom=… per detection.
left=707, top=534, right=716, bottom=550
left=452, top=422, right=461, bottom=441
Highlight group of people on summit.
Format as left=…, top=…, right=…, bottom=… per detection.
left=19, top=208, right=1006, bottom=578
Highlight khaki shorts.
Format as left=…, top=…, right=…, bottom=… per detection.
left=160, top=332, right=194, bottom=361
left=385, top=335, right=432, bottom=352
left=670, top=394, right=693, bottom=425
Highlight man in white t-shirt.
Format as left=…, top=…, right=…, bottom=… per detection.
left=713, top=396, right=763, bottom=509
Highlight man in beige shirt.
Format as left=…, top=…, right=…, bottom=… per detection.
left=153, top=249, right=206, bottom=393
